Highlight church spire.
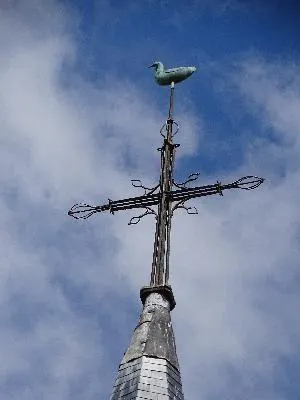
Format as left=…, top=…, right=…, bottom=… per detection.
left=67, top=64, right=264, bottom=399
left=110, top=290, right=183, bottom=399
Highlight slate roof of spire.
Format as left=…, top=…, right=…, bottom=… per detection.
left=110, top=286, right=184, bottom=399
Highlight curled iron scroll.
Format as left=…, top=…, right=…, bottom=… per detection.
left=160, top=120, right=179, bottom=138
left=131, top=179, right=159, bottom=195
left=233, top=176, right=264, bottom=190
left=172, top=199, right=198, bottom=216
left=172, top=172, right=201, bottom=189
left=128, top=207, right=157, bottom=225
left=68, top=203, right=98, bottom=220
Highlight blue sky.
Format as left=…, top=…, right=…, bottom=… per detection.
left=1, top=1, right=300, bottom=399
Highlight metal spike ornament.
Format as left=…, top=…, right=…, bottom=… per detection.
left=68, top=62, right=264, bottom=310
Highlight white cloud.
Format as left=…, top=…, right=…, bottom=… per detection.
left=0, top=2, right=200, bottom=398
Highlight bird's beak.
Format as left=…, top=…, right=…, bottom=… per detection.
left=148, top=63, right=155, bottom=68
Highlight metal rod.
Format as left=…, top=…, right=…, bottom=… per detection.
left=150, top=83, right=175, bottom=286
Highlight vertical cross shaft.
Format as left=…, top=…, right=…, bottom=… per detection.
left=151, top=83, right=176, bottom=286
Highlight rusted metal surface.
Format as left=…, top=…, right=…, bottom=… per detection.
left=151, top=84, right=176, bottom=287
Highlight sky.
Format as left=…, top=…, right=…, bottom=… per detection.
left=0, top=0, right=300, bottom=399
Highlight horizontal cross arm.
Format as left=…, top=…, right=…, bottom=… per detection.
left=68, top=176, right=263, bottom=219
left=68, top=191, right=161, bottom=219
left=170, top=175, right=264, bottom=203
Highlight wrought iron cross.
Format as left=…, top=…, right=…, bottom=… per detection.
left=68, top=83, right=264, bottom=307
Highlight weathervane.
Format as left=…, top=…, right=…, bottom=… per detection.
left=68, top=61, right=264, bottom=309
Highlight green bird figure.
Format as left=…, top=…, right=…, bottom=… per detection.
left=149, top=61, right=196, bottom=86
